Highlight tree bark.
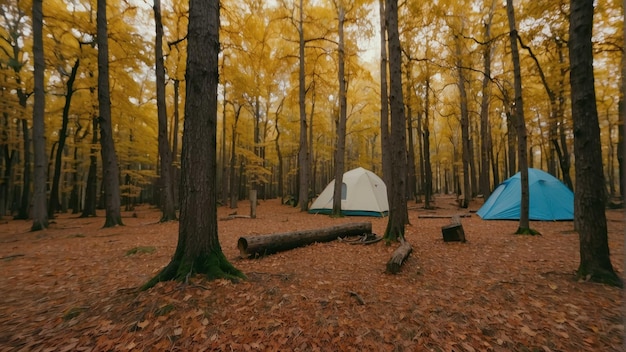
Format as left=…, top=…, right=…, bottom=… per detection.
left=386, top=239, right=412, bottom=274
left=49, top=59, right=80, bottom=218
left=423, top=75, right=433, bottom=208
left=154, top=0, right=177, bottom=222
left=456, top=33, right=471, bottom=208
left=81, top=118, right=98, bottom=217
left=506, top=0, right=531, bottom=232
left=97, top=0, right=123, bottom=227
left=144, top=0, right=243, bottom=290
left=379, top=0, right=391, bottom=188
left=569, top=0, right=621, bottom=287
left=332, top=5, right=347, bottom=217
left=31, top=0, right=47, bottom=231
left=479, top=1, right=495, bottom=199
left=238, top=222, right=372, bottom=258
left=297, top=0, right=310, bottom=211
left=383, top=0, right=408, bottom=242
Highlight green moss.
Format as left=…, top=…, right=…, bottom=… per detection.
left=577, top=265, right=623, bottom=288
left=515, top=227, right=541, bottom=236
left=141, top=248, right=245, bottom=291
left=126, top=246, right=156, bottom=256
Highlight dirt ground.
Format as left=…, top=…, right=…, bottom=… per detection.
left=0, top=195, right=623, bottom=351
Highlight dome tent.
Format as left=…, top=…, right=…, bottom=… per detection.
left=477, top=168, right=573, bottom=221
left=309, top=167, right=388, bottom=217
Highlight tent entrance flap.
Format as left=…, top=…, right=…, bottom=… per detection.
left=309, top=167, right=389, bottom=217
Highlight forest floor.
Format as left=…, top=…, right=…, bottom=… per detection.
left=0, top=195, right=623, bottom=352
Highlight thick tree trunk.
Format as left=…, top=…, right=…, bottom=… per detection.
left=569, top=0, right=621, bottom=287
left=97, top=0, right=123, bottom=227
left=383, top=0, right=408, bottom=242
left=506, top=0, right=531, bottom=232
left=144, top=0, right=243, bottom=290
left=31, top=0, right=47, bottom=231
left=154, top=0, right=176, bottom=222
left=238, top=222, right=372, bottom=258
left=386, top=239, right=412, bottom=274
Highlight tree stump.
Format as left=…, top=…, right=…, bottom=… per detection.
left=238, top=222, right=372, bottom=258
left=442, top=223, right=466, bottom=242
left=386, top=240, right=412, bottom=274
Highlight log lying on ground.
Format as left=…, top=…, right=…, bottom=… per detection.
left=238, top=222, right=372, bottom=258
left=386, top=240, right=413, bottom=274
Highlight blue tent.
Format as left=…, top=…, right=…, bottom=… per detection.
left=477, top=168, right=573, bottom=221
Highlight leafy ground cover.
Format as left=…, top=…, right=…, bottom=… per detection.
left=0, top=195, right=623, bottom=351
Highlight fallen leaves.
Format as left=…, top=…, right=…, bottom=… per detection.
left=0, top=196, right=623, bottom=351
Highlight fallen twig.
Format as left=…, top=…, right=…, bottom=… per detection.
left=348, top=291, right=365, bottom=305
left=1, top=254, right=25, bottom=261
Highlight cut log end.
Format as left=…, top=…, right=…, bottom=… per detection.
left=386, top=240, right=412, bottom=274
left=442, top=223, right=466, bottom=242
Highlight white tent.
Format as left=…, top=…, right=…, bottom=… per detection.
left=308, top=167, right=389, bottom=217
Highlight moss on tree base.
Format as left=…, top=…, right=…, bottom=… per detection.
left=142, top=248, right=245, bottom=290
left=515, top=227, right=541, bottom=236
left=577, top=265, right=623, bottom=288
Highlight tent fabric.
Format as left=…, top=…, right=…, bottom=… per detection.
left=309, top=167, right=389, bottom=217
left=477, top=168, right=574, bottom=221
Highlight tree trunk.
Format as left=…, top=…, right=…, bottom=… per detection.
left=49, top=59, right=80, bottom=218
left=172, top=79, right=181, bottom=206
left=274, top=98, right=285, bottom=201
left=144, top=0, right=243, bottom=289
left=97, top=0, right=123, bottom=227
left=423, top=75, right=433, bottom=208
left=31, top=0, right=47, bottom=231
left=479, top=2, right=495, bottom=199
left=332, top=6, right=347, bottom=217
left=569, top=0, right=621, bottom=287
left=229, top=104, right=242, bottom=209
left=220, top=80, right=229, bottom=205
left=618, top=30, right=625, bottom=201
left=383, top=0, right=408, bottom=242
left=238, top=222, right=372, bottom=258
left=405, top=66, right=417, bottom=202
left=379, top=0, right=391, bottom=188
left=81, top=118, right=98, bottom=218
left=154, top=0, right=177, bottom=222
left=506, top=0, right=531, bottom=232
left=297, top=0, right=309, bottom=211
left=456, top=33, right=471, bottom=208
left=15, top=119, right=30, bottom=220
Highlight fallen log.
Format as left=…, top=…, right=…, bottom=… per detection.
left=238, top=222, right=372, bottom=258
left=386, top=240, right=412, bottom=274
